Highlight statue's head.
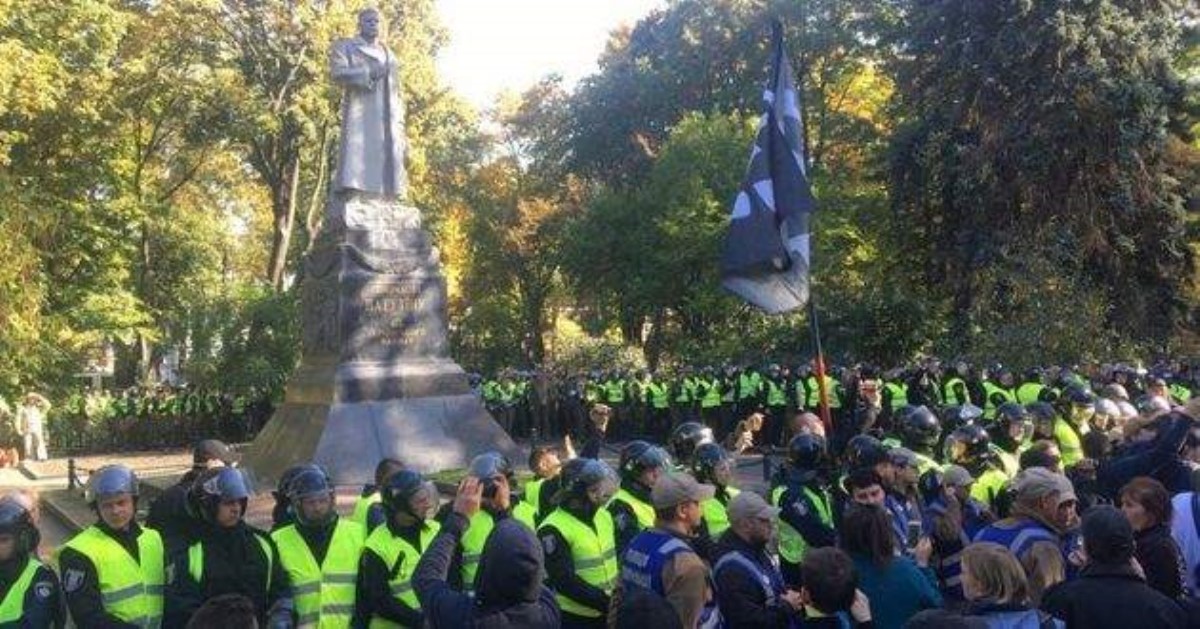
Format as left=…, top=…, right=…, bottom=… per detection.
left=358, top=8, right=382, bottom=41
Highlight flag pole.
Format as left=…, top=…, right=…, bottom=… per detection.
left=808, top=297, right=833, bottom=437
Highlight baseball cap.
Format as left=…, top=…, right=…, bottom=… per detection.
left=1013, top=467, right=1076, bottom=505
left=942, top=465, right=974, bottom=488
left=651, top=471, right=715, bottom=509
left=727, top=491, right=780, bottom=524
left=889, top=447, right=919, bottom=468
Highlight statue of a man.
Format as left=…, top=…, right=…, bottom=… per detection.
left=330, top=8, right=408, bottom=199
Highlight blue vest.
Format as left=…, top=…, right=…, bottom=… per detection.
left=885, top=493, right=912, bottom=551
left=620, top=530, right=722, bottom=628
left=713, top=549, right=786, bottom=608
left=973, top=517, right=1061, bottom=561
left=922, top=499, right=970, bottom=601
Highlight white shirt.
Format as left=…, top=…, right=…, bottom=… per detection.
left=1170, top=491, right=1200, bottom=594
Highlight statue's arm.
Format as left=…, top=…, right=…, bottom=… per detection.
left=330, top=41, right=372, bottom=90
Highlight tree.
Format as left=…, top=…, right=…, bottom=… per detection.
left=889, top=0, right=1199, bottom=358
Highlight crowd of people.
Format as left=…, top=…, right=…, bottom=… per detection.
left=0, top=387, right=274, bottom=461
left=473, top=359, right=1197, bottom=449
left=3, top=357, right=1200, bottom=627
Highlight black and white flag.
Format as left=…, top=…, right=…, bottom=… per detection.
left=720, top=22, right=816, bottom=314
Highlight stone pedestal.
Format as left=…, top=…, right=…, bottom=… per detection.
left=242, top=194, right=518, bottom=487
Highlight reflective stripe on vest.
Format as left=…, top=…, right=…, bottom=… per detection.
left=352, top=492, right=382, bottom=529
left=539, top=508, right=618, bottom=617
left=805, top=375, right=841, bottom=409
left=363, top=520, right=440, bottom=628
left=0, top=557, right=41, bottom=623
left=701, top=487, right=740, bottom=538
left=460, top=510, right=494, bottom=592
left=611, top=489, right=655, bottom=530
left=982, top=382, right=1014, bottom=418
left=272, top=519, right=365, bottom=628
left=771, top=484, right=833, bottom=564
left=188, top=533, right=274, bottom=594
left=62, top=526, right=165, bottom=628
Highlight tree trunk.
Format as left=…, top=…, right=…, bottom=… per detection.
left=268, top=157, right=301, bottom=291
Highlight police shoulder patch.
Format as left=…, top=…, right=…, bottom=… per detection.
left=792, top=499, right=809, bottom=517
left=33, top=581, right=53, bottom=601
left=541, top=534, right=557, bottom=555
left=63, top=569, right=84, bottom=593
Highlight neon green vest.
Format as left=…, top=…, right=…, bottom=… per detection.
left=701, top=487, right=740, bottom=538
left=539, top=508, right=618, bottom=617
left=460, top=510, right=494, bottom=592
left=982, top=382, right=1014, bottom=419
left=943, top=377, right=970, bottom=406
left=62, top=525, right=165, bottom=628
left=969, top=468, right=1011, bottom=510
left=646, top=382, right=670, bottom=409
left=0, top=557, right=41, bottom=624
left=884, top=382, right=908, bottom=410
left=524, top=478, right=546, bottom=514
left=513, top=501, right=538, bottom=530
left=1015, top=383, right=1046, bottom=405
left=1054, top=419, right=1085, bottom=468
left=353, top=492, right=382, bottom=529
left=610, top=488, right=655, bottom=530
left=363, top=521, right=440, bottom=628
left=771, top=485, right=832, bottom=564
left=271, top=519, right=365, bottom=628
left=805, top=375, right=842, bottom=409
left=700, top=379, right=723, bottom=408
left=738, top=372, right=762, bottom=400
left=187, top=533, right=274, bottom=591
left=765, top=380, right=787, bottom=407
left=606, top=380, right=627, bottom=404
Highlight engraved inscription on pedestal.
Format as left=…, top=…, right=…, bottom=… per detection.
left=341, top=273, right=449, bottom=362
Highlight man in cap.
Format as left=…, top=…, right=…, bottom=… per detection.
left=147, top=439, right=236, bottom=555
left=711, top=491, right=802, bottom=626
left=1042, top=505, right=1186, bottom=629
left=614, top=471, right=721, bottom=628
left=973, top=468, right=1078, bottom=602
left=942, top=464, right=993, bottom=538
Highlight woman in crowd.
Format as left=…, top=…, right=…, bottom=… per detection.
left=1119, top=476, right=1186, bottom=599
left=961, top=542, right=1063, bottom=628
left=840, top=503, right=941, bottom=629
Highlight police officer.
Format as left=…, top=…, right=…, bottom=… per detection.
left=165, top=467, right=292, bottom=627
left=982, top=366, right=1017, bottom=420
left=451, top=452, right=515, bottom=594
left=1055, top=387, right=1094, bottom=468
left=944, top=424, right=1010, bottom=511
left=538, top=458, right=620, bottom=628
left=894, top=405, right=942, bottom=475
left=608, top=441, right=671, bottom=554
left=943, top=361, right=972, bottom=406
left=270, top=463, right=323, bottom=532
left=352, top=459, right=405, bottom=533
left=146, top=439, right=236, bottom=556
left=691, top=443, right=740, bottom=541
left=991, top=403, right=1032, bottom=476
left=357, top=470, right=439, bottom=628
left=668, top=422, right=714, bottom=469
left=60, top=465, right=165, bottom=628
left=0, top=497, right=62, bottom=628
left=1014, top=368, right=1056, bottom=405
left=271, top=466, right=365, bottom=628
left=771, top=434, right=835, bottom=587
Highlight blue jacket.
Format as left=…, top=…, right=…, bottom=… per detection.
left=967, top=602, right=1063, bottom=629
left=850, top=554, right=942, bottom=629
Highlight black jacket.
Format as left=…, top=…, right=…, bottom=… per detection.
left=1040, top=562, right=1187, bottom=629
left=144, top=481, right=204, bottom=557
left=413, top=512, right=559, bottom=629
left=0, top=556, right=63, bottom=629
left=58, top=523, right=149, bottom=629
left=711, top=530, right=794, bottom=628
left=1135, top=524, right=1187, bottom=600
left=163, top=522, right=292, bottom=627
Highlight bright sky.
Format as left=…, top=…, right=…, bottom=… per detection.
left=436, top=0, right=664, bottom=109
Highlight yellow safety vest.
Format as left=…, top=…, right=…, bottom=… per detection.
left=943, top=377, right=970, bottom=406
left=352, top=492, right=382, bottom=529
left=538, top=508, right=618, bottom=618
left=982, top=382, right=1014, bottom=419
left=1054, top=419, right=1085, bottom=468
left=610, top=488, right=655, bottom=530
left=0, top=557, right=41, bottom=624
left=805, top=375, right=842, bottom=409
left=701, top=487, right=741, bottom=538
left=771, top=485, right=832, bottom=564
left=271, top=519, right=365, bottom=628
left=187, top=532, right=274, bottom=591
left=970, top=468, right=1011, bottom=510
left=460, top=510, right=494, bottom=592
left=1015, top=383, right=1046, bottom=405
left=62, top=525, right=165, bottom=628
left=362, top=521, right=441, bottom=628
left=513, top=501, right=538, bottom=530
